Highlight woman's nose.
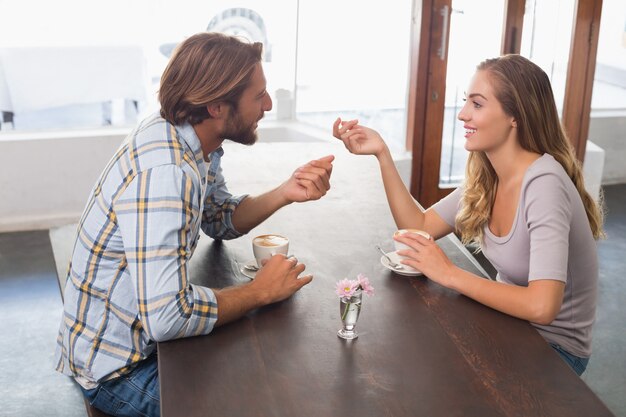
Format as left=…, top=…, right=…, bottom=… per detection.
left=457, top=105, right=469, bottom=122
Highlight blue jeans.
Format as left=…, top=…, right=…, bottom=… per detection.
left=550, top=343, right=590, bottom=376
left=81, top=353, right=160, bottom=417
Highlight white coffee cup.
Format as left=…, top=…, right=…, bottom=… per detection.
left=393, top=229, right=432, bottom=253
left=252, top=234, right=289, bottom=268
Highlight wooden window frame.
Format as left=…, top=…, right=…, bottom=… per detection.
left=406, top=0, right=603, bottom=208
left=562, top=0, right=603, bottom=162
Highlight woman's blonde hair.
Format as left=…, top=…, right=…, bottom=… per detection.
left=456, top=54, right=604, bottom=245
left=159, top=32, right=263, bottom=125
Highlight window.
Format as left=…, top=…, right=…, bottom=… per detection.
left=0, top=0, right=298, bottom=131
left=0, top=0, right=413, bottom=148
left=295, top=0, right=413, bottom=152
left=591, top=0, right=626, bottom=114
left=520, top=0, right=576, bottom=116
left=439, top=0, right=506, bottom=185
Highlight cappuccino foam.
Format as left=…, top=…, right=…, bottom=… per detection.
left=253, top=235, right=289, bottom=247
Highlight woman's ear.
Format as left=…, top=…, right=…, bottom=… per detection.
left=512, top=119, right=517, bottom=128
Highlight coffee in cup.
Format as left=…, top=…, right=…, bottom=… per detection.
left=252, top=234, right=289, bottom=267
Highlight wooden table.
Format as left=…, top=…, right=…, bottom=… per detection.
left=158, top=142, right=614, bottom=417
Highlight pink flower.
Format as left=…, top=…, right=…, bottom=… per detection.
left=335, top=278, right=358, bottom=298
left=357, top=274, right=375, bottom=296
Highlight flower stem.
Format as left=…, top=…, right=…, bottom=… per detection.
left=341, top=302, right=351, bottom=321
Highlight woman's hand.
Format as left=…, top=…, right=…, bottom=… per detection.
left=332, top=118, right=388, bottom=158
left=394, top=233, right=456, bottom=287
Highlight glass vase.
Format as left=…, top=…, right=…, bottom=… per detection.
left=337, top=290, right=363, bottom=340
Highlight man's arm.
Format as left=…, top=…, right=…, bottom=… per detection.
left=116, top=165, right=314, bottom=340
left=231, top=155, right=334, bottom=234
left=115, top=165, right=222, bottom=342
left=230, top=186, right=290, bottom=235
left=213, top=254, right=312, bottom=326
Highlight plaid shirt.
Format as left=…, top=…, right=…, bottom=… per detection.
left=55, top=113, right=246, bottom=389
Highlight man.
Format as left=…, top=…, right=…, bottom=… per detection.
left=55, top=32, right=334, bottom=416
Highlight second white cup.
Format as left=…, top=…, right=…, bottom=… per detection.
left=393, top=229, right=431, bottom=252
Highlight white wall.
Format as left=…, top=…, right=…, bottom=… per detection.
left=0, top=129, right=126, bottom=232
left=589, top=114, right=626, bottom=185
left=0, top=122, right=329, bottom=232
left=583, top=141, right=605, bottom=203
left=0, top=117, right=619, bottom=233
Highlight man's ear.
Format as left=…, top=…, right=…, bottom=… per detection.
left=207, top=103, right=227, bottom=119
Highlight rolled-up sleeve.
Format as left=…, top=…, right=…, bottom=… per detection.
left=201, top=165, right=247, bottom=240
left=114, top=164, right=218, bottom=342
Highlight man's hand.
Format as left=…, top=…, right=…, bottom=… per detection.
left=249, top=254, right=313, bottom=304
left=214, top=254, right=313, bottom=326
left=278, top=155, right=335, bottom=203
left=230, top=155, right=334, bottom=234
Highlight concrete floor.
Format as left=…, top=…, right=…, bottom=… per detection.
left=0, top=184, right=624, bottom=417
left=0, top=230, right=86, bottom=416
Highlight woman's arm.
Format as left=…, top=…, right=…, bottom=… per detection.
left=395, top=232, right=565, bottom=325
left=333, top=118, right=453, bottom=239
left=377, top=147, right=453, bottom=239
left=448, top=268, right=564, bottom=325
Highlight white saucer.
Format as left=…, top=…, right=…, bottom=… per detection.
left=239, top=260, right=259, bottom=279
left=380, top=251, right=423, bottom=277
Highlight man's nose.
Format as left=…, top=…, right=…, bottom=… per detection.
left=264, top=94, right=273, bottom=112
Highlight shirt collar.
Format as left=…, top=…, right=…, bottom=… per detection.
left=174, top=121, right=224, bottom=174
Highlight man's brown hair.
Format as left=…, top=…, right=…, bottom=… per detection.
left=159, top=32, right=263, bottom=125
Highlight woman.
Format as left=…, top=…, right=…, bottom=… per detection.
left=333, top=54, right=603, bottom=376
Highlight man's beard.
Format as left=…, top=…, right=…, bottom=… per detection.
left=222, top=110, right=260, bottom=146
